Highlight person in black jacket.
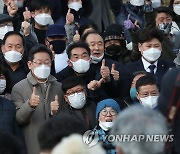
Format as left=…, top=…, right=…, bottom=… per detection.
left=81, top=31, right=121, bottom=99
left=0, top=96, right=26, bottom=154
left=158, top=67, right=180, bottom=154
left=120, top=28, right=175, bottom=99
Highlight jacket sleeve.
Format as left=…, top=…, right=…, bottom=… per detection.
left=64, top=24, right=76, bottom=44
left=11, top=85, right=35, bottom=125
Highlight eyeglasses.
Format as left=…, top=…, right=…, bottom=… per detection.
left=100, top=109, right=117, bottom=116
left=0, top=23, right=13, bottom=28
left=66, top=88, right=85, bottom=96
left=32, top=60, right=51, bottom=66
left=138, top=91, right=159, bottom=98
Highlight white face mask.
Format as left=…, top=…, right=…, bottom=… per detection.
left=4, top=50, right=22, bottom=63
left=70, top=59, right=90, bottom=73
left=90, top=53, right=104, bottom=64
left=173, top=4, right=180, bottom=15
left=99, top=121, right=114, bottom=131
left=68, top=92, right=86, bottom=109
left=68, top=2, right=82, bottom=11
left=34, top=13, right=54, bottom=26
left=14, top=0, right=24, bottom=8
left=0, top=79, right=6, bottom=94
left=151, top=0, right=161, bottom=8
left=142, top=48, right=161, bottom=62
left=33, top=64, right=51, bottom=79
left=130, top=0, right=144, bottom=6
left=0, top=26, right=14, bottom=40
left=140, top=95, right=158, bottom=109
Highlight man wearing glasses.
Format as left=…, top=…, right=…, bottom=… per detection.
left=136, top=74, right=159, bottom=109
left=11, top=44, right=64, bottom=154
left=61, top=75, right=97, bottom=129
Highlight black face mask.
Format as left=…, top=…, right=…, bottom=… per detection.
left=105, top=45, right=122, bottom=57
left=50, top=40, right=66, bottom=54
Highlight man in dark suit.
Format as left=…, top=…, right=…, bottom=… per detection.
left=120, top=28, right=175, bottom=99
left=81, top=31, right=121, bottom=99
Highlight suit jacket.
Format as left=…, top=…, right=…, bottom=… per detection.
left=120, top=58, right=175, bottom=98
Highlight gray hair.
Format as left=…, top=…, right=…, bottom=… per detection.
left=111, top=105, right=168, bottom=154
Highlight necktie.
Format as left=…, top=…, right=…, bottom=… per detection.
left=149, top=64, right=156, bottom=75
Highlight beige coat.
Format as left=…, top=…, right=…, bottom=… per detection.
left=11, top=72, right=63, bottom=154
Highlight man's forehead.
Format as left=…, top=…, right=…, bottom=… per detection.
left=67, top=85, right=83, bottom=91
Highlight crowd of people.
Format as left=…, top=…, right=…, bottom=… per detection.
left=0, top=0, right=179, bottom=154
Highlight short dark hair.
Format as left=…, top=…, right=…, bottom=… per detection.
left=136, top=74, right=158, bottom=92
left=78, top=22, right=100, bottom=37
left=30, top=0, right=52, bottom=12
left=66, top=41, right=90, bottom=59
left=28, top=44, right=53, bottom=61
left=81, top=31, right=103, bottom=43
left=62, top=76, right=86, bottom=93
left=138, top=28, right=164, bottom=44
left=154, top=6, right=173, bottom=19
left=2, top=31, right=25, bottom=47
left=38, top=112, right=87, bottom=151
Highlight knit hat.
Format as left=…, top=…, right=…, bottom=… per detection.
left=0, top=14, right=12, bottom=24
left=103, top=24, right=124, bottom=42
left=46, top=24, right=66, bottom=37
left=96, top=99, right=120, bottom=119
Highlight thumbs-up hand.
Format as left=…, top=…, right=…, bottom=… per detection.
left=66, top=9, right=74, bottom=25
left=87, top=78, right=105, bottom=90
left=50, top=95, right=59, bottom=115
left=21, top=21, right=30, bottom=36
left=101, top=59, right=111, bottom=81
left=7, top=1, right=18, bottom=17
left=29, top=87, right=40, bottom=108
left=124, top=14, right=135, bottom=30
left=111, top=64, right=119, bottom=81
left=73, top=30, right=80, bottom=42
left=23, top=7, right=31, bottom=22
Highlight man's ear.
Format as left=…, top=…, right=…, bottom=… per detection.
left=27, top=61, right=33, bottom=70
left=136, top=91, right=140, bottom=101
left=64, top=95, right=70, bottom=104
left=31, top=11, right=35, bottom=18
left=138, top=43, right=143, bottom=53
left=1, top=45, right=5, bottom=55
left=67, top=60, right=73, bottom=67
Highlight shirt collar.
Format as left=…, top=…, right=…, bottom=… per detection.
left=141, top=57, right=158, bottom=71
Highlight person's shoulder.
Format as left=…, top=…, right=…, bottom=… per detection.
left=158, top=58, right=175, bottom=68
left=0, top=96, right=15, bottom=110
left=105, top=58, right=120, bottom=66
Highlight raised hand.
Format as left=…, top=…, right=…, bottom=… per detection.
left=100, top=59, right=110, bottom=81
left=23, top=7, right=31, bottom=22
left=66, top=9, right=74, bottom=25
left=111, top=63, right=119, bottom=81
left=50, top=95, right=59, bottom=115
left=124, top=14, right=135, bottom=30
left=87, top=78, right=105, bottom=90
left=7, top=1, right=18, bottom=17
left=21, top=21, right=30, bottom=36
left=29, top=87, right=40, bottom=108
left=73, top=30, right=80, bottom=42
